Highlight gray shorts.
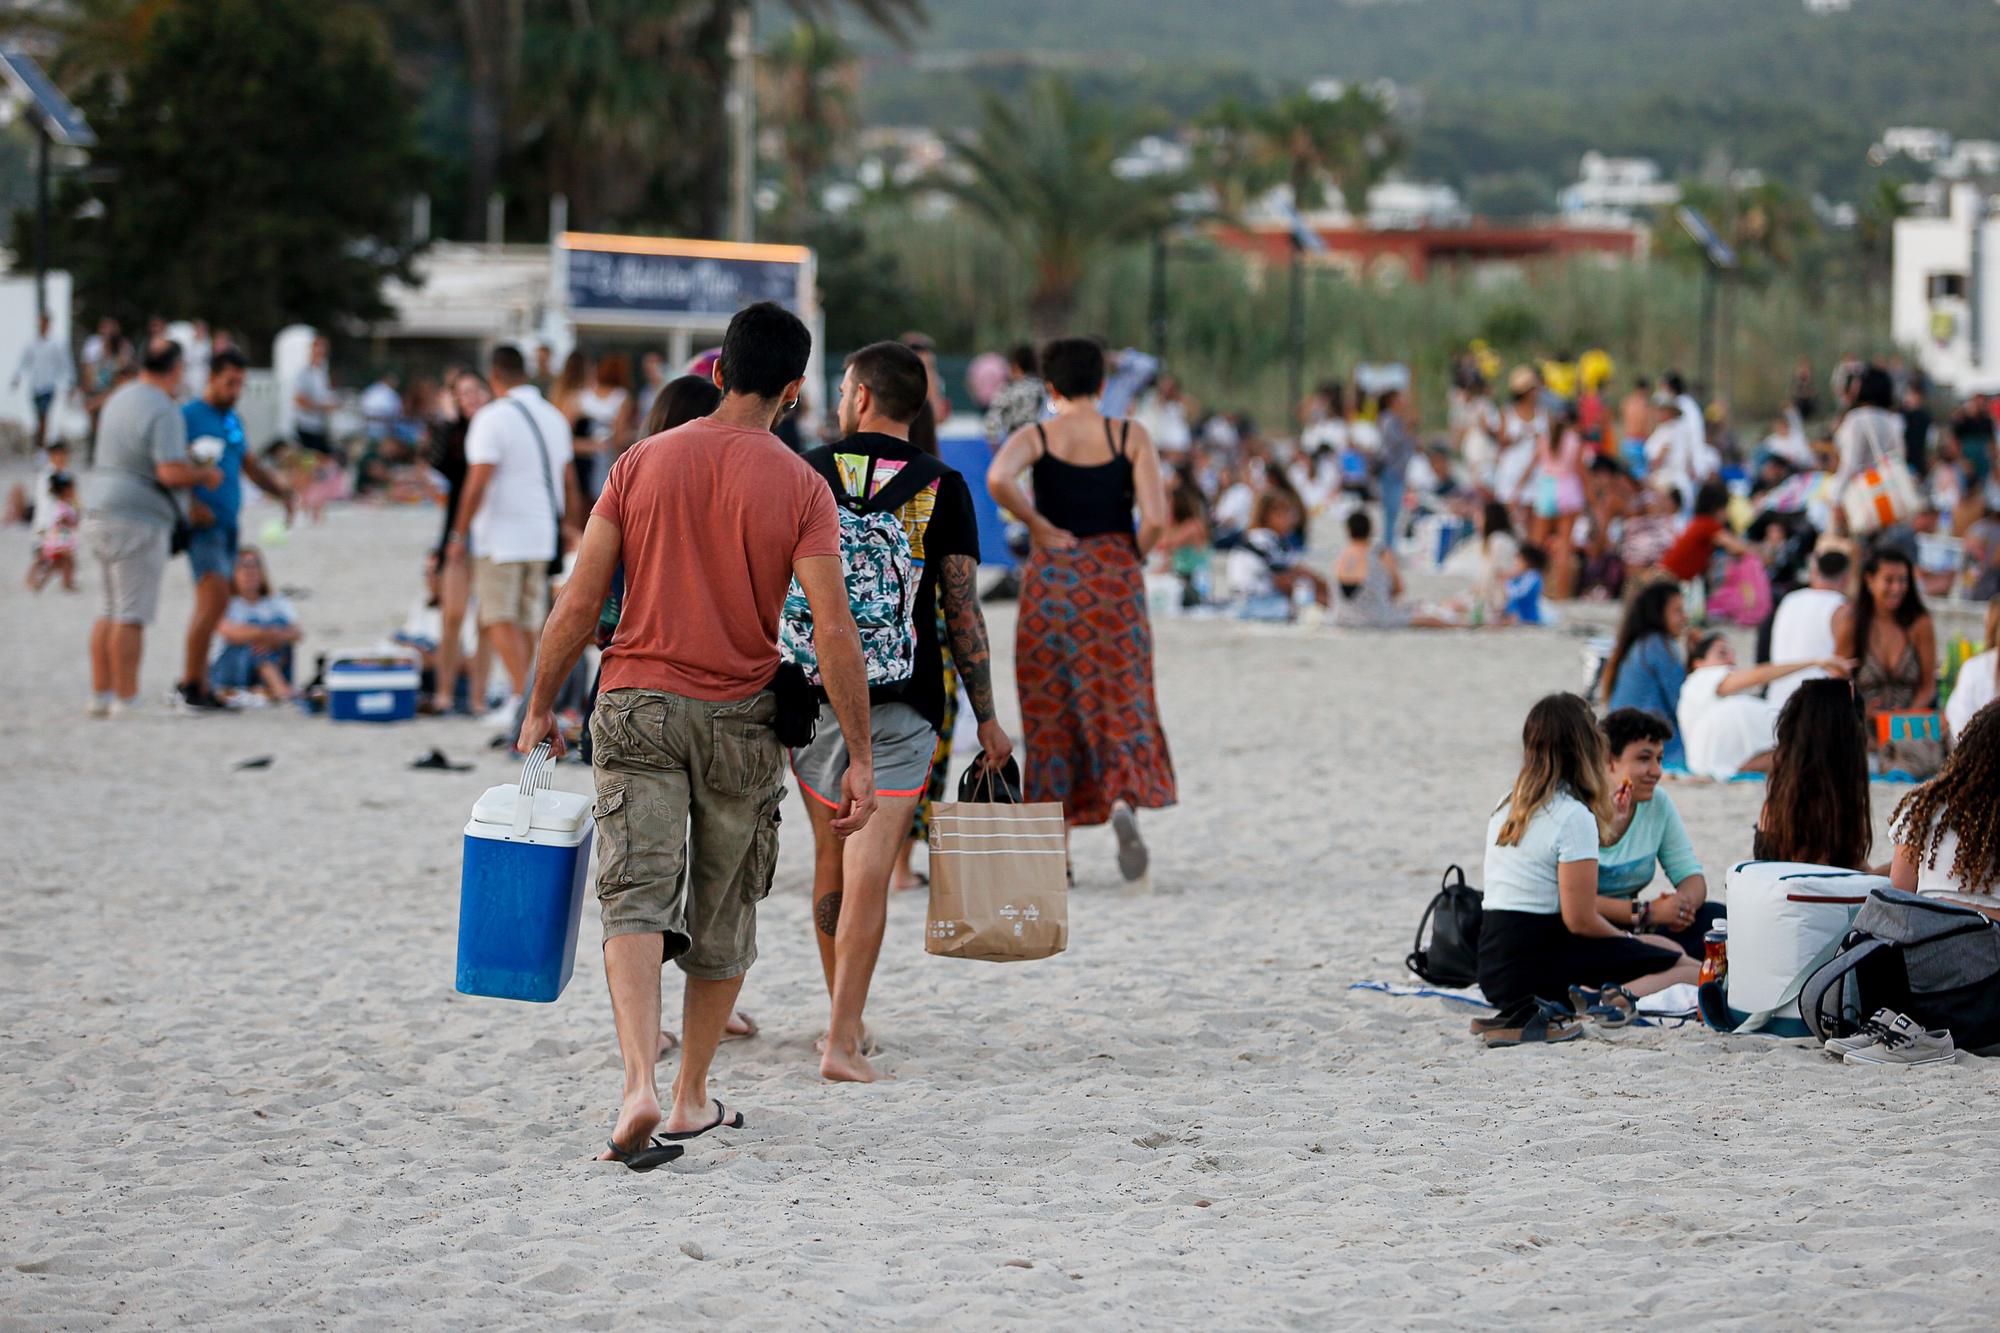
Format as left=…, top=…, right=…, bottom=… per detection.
left=589, top=688, right=785, bottom=981
left=789, top=700, right=936, bottom=807
left=84, top=513, right=171, bottom=625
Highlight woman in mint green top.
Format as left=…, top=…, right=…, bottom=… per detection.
left=1598, top=708, right=1722, bottom=956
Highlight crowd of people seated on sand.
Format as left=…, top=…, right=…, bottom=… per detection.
left=1469, top=685, right=2000, bottom=1047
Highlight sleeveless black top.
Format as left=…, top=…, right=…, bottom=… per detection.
left=1030, top=419, right=1137, bottom=539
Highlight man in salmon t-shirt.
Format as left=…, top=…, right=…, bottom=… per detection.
left=520, top=301, right=876, bottom=1171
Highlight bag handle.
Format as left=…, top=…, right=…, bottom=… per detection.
left=1407, top=865, right=1466, bottom=979
left=958, top=753, right=1023, bottom=804
left=512, top=740, right=553, bottom=836
left=508, top=397, right=565, bottom=571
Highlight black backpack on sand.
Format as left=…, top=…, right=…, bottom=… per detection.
left=1408, top=865, right=1483, bottom=988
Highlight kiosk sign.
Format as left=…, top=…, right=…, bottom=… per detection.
left=562, top=234, right=805, bottom=317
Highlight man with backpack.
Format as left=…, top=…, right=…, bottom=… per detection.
left=785, top=340, right=1013, bottom=1083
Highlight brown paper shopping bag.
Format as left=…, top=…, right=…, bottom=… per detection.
left=926, top=758, right=1068, bottom=962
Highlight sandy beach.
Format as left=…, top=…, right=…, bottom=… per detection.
left=4, top=479, right=1998, bottom=1330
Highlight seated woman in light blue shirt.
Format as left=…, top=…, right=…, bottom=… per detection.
left=1603, top=581, right=1690, bottom=769
left=1596, top=708, right=1722, bottom=957
left=1475, top=693, right=1699, bottom=1044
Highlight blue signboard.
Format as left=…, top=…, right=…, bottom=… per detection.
left=565, top=241, right=803, bottom=318
left=1, top=50, right=95, bottom=147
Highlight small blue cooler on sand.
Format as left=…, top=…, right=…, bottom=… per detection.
left=457, top=744, right=595, bottom=1002
left=327, top=648, right=421, bottom=722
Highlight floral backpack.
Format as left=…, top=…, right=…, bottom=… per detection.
left=780, top=451, right=947, bottom=689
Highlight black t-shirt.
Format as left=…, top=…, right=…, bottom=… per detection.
left=1901, top=406, right=1932, bottom=477
left=800, top=433, right=981, bottom=734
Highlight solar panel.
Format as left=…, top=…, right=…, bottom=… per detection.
left=1, top=49, right=95, bottom=148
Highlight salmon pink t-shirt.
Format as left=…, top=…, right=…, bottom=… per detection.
left=593, top=418, right=840, bottom=701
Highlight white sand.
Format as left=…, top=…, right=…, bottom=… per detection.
left=4, top=484, right=1999, bottom=1328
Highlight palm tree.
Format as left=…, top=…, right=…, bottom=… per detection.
left=759, top=21, right=859, bottom=226
left=940, top=76, right=1183, bottom=338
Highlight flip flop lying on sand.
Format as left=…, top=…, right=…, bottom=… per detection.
left=1568, top=984, right=1640, bottom=1029
left=1111, top=805, right=1148, bottom=882
left=1480, top=1000, right=1584, bottom=1048
left=410, top=748, right=473, bottom=772
left=602, top=1137, right=685, bottom=1172
left=660, top=1100, right=744, bottom=1143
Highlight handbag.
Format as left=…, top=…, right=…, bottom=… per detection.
left=1840, top=414, right=1921, bottom=536
left=926, top=753, right=1068, bottom=962
left=1407, top=864, right=1483, bottom=988
left=151, top=477, right=194, bottom=556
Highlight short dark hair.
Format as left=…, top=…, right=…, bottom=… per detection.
left=1519, top=542, right=1549, bottom=572
left=489, top=344, right=527, bottom=381
left=1008, top=343, right=1039, bottom=376
left=140, top=338, right=183, bottom=375
left=719, top=302, right=812, bottom=400
left=1604, top=706, right=1674, bottom=754
left=1345, top=509, right=1373, bottom=541
left=1854, top=365, right=1895, bottom=411
left=1663, top=371, right=1687, bottom=396
left=210, top=348, right=249, bottom=375
left=1693, top=478, right=1729, bottom=517
left=1041, top=337, right=1106, bottom=399
left=844, top=341, right=929, bottom=424
left=1815, top=549, right=1851, bottom=582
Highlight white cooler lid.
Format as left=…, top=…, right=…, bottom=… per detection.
left=469, top=782, right=594, bottom=836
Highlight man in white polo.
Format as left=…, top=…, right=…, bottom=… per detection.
left=446, top=344, right=583, bottom=721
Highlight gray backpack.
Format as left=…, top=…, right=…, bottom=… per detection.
left=1799, top=888, right=2000, bottom=1054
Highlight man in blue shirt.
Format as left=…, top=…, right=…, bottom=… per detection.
left=180, top=348, right=294, bottom=709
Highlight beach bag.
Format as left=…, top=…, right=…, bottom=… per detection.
left=926, top=756, right=1069, bottom=962
left=1801, top=888, right=2000, bottom=1053
left=1407, top=865, right=1483, bottom=989
left=1716, top=861, right=1882, bottom=1035
left=780, top=453, right=945, bottom=689
left=1840, top=421, right=1921, bottom=536
left=1706, top=552, right=1773, bottom=627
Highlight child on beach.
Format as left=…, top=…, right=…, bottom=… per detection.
left=211, top=548, right=302, bottom=702
left=1499, top=544, right=1549, bottom=625
left=25, top=472, right=78, bottom=593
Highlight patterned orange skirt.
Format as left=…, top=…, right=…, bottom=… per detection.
left=1015, top=535, right=1177, bottom=827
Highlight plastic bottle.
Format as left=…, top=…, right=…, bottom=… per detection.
left=1698, top=922, right=1729, bottom=988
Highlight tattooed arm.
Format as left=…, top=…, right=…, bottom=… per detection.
left=940, top=552, right=1014, bottom=770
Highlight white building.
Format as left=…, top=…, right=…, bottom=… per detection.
left=1557, top=153, right=1680, bottom=221
left=1879, top=127, right=1952, bottom=164
left=1892, top=183, right=2000, bottom=391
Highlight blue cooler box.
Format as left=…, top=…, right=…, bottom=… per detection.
left=328, top=648, right=421, bottom=722
left=457, top=750, right=595, bottom=1002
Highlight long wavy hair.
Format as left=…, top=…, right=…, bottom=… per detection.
left=1603, top=580, right=1682, bottom=703
left=1893, top=701, right=2000, bottom=895
left=1496, top=693, right=1614, bottom=847
left=1762, top=679, right=1873, bottom=869
left=1848, top=547, right=1927, bottom=669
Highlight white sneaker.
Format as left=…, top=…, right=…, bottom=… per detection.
left=1841, top=1012, right=1956, bottom=1067
left=1823, top=1008, right=1904, bottom=1058
left=481, top=695, right=521, bottom=728
left=87, top=694, right=113, bottom=719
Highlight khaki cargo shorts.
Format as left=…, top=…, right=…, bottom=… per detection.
left=473, top=556, right=548, bottom=628
left=589, top=687, right=784, bottom=980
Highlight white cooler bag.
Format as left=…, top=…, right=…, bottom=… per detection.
left=1723, top=860, right=1888, bottom=1034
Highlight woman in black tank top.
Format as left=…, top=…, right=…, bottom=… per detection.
left=986, top=338, right=1178, bottom=880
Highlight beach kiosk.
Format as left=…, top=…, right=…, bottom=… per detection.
left=556, top=232, right=825, bottom=432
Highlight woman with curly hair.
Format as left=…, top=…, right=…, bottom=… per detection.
left=1891, top=701, right=2000, bottom=921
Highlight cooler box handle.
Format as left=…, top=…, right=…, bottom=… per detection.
left=512, top=741, right=553, bottom=837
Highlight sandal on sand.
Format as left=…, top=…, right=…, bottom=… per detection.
left=603, top=1137, right=686, bottom=1172
left=1480, top=1000, right=1584, bottom=1048
left=660, top=1100, right=744, bottom=1143
left=1111, top=805, right=1148, bottom=882
left=1569, top=984, right=1641, bottom=1029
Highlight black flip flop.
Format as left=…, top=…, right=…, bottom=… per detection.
left=410, top=747, right=473, bottom=772
left=660, top=1100, right=745, bottom=1143
left=603, top=1137, right=686, bottom=1172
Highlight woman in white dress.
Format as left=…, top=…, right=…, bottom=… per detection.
left=574, top=353, right=636, bottom=497
left=1676, top=633, right=1855, bottom=779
